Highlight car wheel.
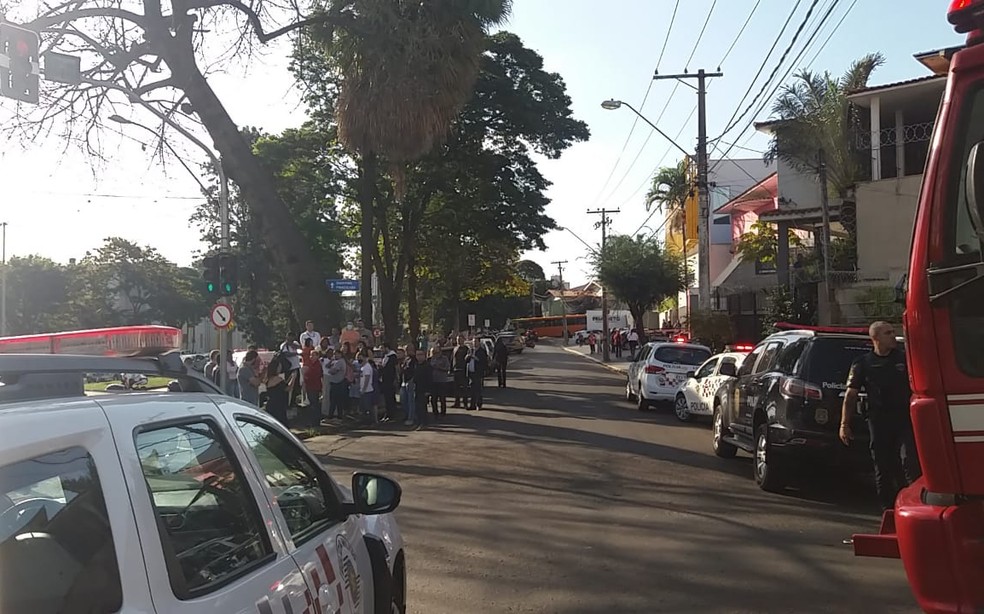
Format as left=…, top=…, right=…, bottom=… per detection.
left=636, top=384, right=649, bottom=411
left=712, top=405, right=738, bottom=458
left=754, top=423, right=785, bottom=492
left=674, top=394, right=691, bottom=422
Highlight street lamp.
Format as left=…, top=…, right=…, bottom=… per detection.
left=600, top=99, right=692, bottom=159
left=556, top=226, right=599, bottom=255
left=108, top=113, right=232, bottom=391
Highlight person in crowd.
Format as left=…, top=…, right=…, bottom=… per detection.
left=264, top=350, right=290, bottom=427
left=328, top=327, right=341, bottom=349
left=225, top=350, right=239, bottom=397
left=340, top=321, right=361, bottom=348
left=627, top=328, right=640, bottom=354
left=348, top=351, right=362, bottom=420
left=302, top=338, right=323, bottom=423
left=204, top=350, right=220, bottom=383
left=452, top=334, right=471, bottom=409
left=493, top=336, right=509, bottom=388
left=278, top=335, right=302, bottom=406
left=588, top=332, right=597, bottom=355
left=468, top=339, right=488, bottom=410
left=429, top=346, right=451, bottom=418
left=399, top=346, right=417, bottom=425
left=299, top=319, right=321, bottom=348
left=322, top=348, right=348, bottom=421
left=380, top=342, right=399, bottom=420
left=840, top=321, right=922, bottom=512
left=237, top=350, right=262, bottom=406
left=412, top=348, right=432, bottom=427
left=358, top=350, right=378, bottom=424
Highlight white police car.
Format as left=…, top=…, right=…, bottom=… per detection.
left=0, top=326, right=406, bottom=614
left=672, top=350, right=749, bottom=422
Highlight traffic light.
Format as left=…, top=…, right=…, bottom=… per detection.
left=202, top=255, right=219, bottom=295
left=0, top=22, right=40, bottom=104
left=218, top=253, right=238, bottom=295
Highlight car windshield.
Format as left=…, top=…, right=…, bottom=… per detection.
left=652, top=346, right=711, bottom=366
left=804, top=338, right=876, bottom=385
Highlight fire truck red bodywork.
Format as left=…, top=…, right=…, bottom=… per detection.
left=851, top=4, right=984, bottom=611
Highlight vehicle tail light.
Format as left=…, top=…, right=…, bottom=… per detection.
left=949, top=0, right=984, bottom=38
left=645, top=365, right=665, bottom=374
left=673, top=336, right=686, bottom=344
left=780, top=377, right=822, bottom=401
left=734, top=344, right=753, bottom=352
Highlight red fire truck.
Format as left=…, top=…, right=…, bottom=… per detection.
left=850, top=2, right=984, bottom=611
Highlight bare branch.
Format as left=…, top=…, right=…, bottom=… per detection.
left=186, top=0, right=356, bottom=43
left=31, top=7, right=150, bottom=30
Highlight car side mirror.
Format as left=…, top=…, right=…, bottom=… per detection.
left=686, top=371, right=696, bottom=379
left=719, top=362, right=737, bottom=377
left=964, top=142, right=984, bottom=246
left=349, top=472, right=401, bottom=515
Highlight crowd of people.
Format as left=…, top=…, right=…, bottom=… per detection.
left=201, top=318, right=513, bottom=430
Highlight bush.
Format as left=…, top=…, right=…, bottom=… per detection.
left=687, top=310, right=734, bottom=353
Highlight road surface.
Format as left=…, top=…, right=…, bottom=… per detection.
left=305, top=342, right=916, bottom=613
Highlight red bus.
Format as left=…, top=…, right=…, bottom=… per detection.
left=507, top=315, right=587, bottom=338
left=852, top=3, right=984, bottom=611
left=0, top=326, right=183, bottom=356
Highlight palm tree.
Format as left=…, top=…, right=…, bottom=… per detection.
left=644, top=158, right=694, bottom=252
left=321, top=0, right=513, bottom=327
left=765, top=53, right=885, bottom=198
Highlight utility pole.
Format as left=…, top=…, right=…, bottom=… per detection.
left=1, top=222, right=6, bottom=337
left=818, top=148, right=832, bottom=324
left=653, top=69, right=722, bottom=311
left=588, top=208, right=619, bottom=362
left=552, top=260, right=569, bottom=344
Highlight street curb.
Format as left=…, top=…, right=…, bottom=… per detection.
left=562, top=345, right=628, bottom=376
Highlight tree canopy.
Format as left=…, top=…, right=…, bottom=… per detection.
left=592, top=235, right=687, bottom=340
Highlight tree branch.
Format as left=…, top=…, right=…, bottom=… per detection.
left=185, top=0, right=358, bottom=43
left=32, top=7, right=150, bottom=30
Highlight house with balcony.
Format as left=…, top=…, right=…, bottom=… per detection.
left=736, top=46, right=955, bottom=327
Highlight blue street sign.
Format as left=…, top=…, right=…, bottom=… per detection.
left=327, top=279, right=360, bottom=292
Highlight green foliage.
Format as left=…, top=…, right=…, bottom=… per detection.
left=736, top=220, right=804, bottom=266
left=687, top=310, right=734, bottom=353
left=856, top=286, right=903, bottom=324
left=761, top=285, right=815, bottom=336
left=1, top=256, right=76, bottom=334
left=592, top=235, right=686, bottom=337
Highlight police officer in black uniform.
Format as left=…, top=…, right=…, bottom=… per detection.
left=840, top=321, right=922, bottom=511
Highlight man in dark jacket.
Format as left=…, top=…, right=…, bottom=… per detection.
left=379, top=342, right=398, bottom=421
left=452, top=335, right=471, bottom=408
left=493, top=337, right=509, bottom=388
left=412, top=349, right=432, bottom=427
left=468, top=341, right=489, bottom=410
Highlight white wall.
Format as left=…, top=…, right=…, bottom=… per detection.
left=776, top=158, right=821, bottom=209
left=855, top=174, right=922, bottom=282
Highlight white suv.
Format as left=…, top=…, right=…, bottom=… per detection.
left=0, top=352, right=406, bottom=614
left=625, top=341, right=713, bottom=410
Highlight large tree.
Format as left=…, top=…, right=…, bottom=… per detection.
left=1, top=256, right=76, bottom=335
left=592, top=234, right=687, bottom=342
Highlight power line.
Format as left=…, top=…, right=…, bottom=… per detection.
left=617, top=107, right=697, bottom=211
left=588, top=0, right=681, bottom=209
left=712, top=0, right=806, bottom=140
left=712, top=0, right=840, bottom=167
left=805, top=0, right=859, bottom=70
left=716, top=0, right=763, bottom=68
left=600, top=0, right=720, bottom=208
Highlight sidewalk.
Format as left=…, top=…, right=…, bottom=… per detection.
left=561, top=342, right=631, bottom=375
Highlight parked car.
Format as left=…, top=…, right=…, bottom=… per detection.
left=625, top=341, right=713, bottom=410
left=711, top=329, right=887, bottom=492
left=0, top=352, right=407, bottom=614
left=496, top=332, right=526, bottom=354
left=673, top=350, right=749, bottom=422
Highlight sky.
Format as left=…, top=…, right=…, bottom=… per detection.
left=0, top=0, right=965, bottom=285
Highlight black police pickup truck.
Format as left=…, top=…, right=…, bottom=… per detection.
left=710, top=329, right=884, bottom=492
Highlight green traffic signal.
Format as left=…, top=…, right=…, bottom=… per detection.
left=218, top=254, right=238, bottom=296
left=202, top=256, right=220, bottom=295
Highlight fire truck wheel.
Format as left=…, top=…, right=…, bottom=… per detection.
left=754, top=423, right=785, bottom=492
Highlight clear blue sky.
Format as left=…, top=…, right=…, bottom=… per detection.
left=0, top=0, right=964, bottom=286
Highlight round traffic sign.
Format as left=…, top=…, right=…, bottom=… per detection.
left=210, top=303, right=233, bottom=329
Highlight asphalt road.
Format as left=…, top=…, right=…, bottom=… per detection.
left=305, top=342, right=917, bottom=613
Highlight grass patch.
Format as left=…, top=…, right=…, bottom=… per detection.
left=84, top=376, right=174, bottom=391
